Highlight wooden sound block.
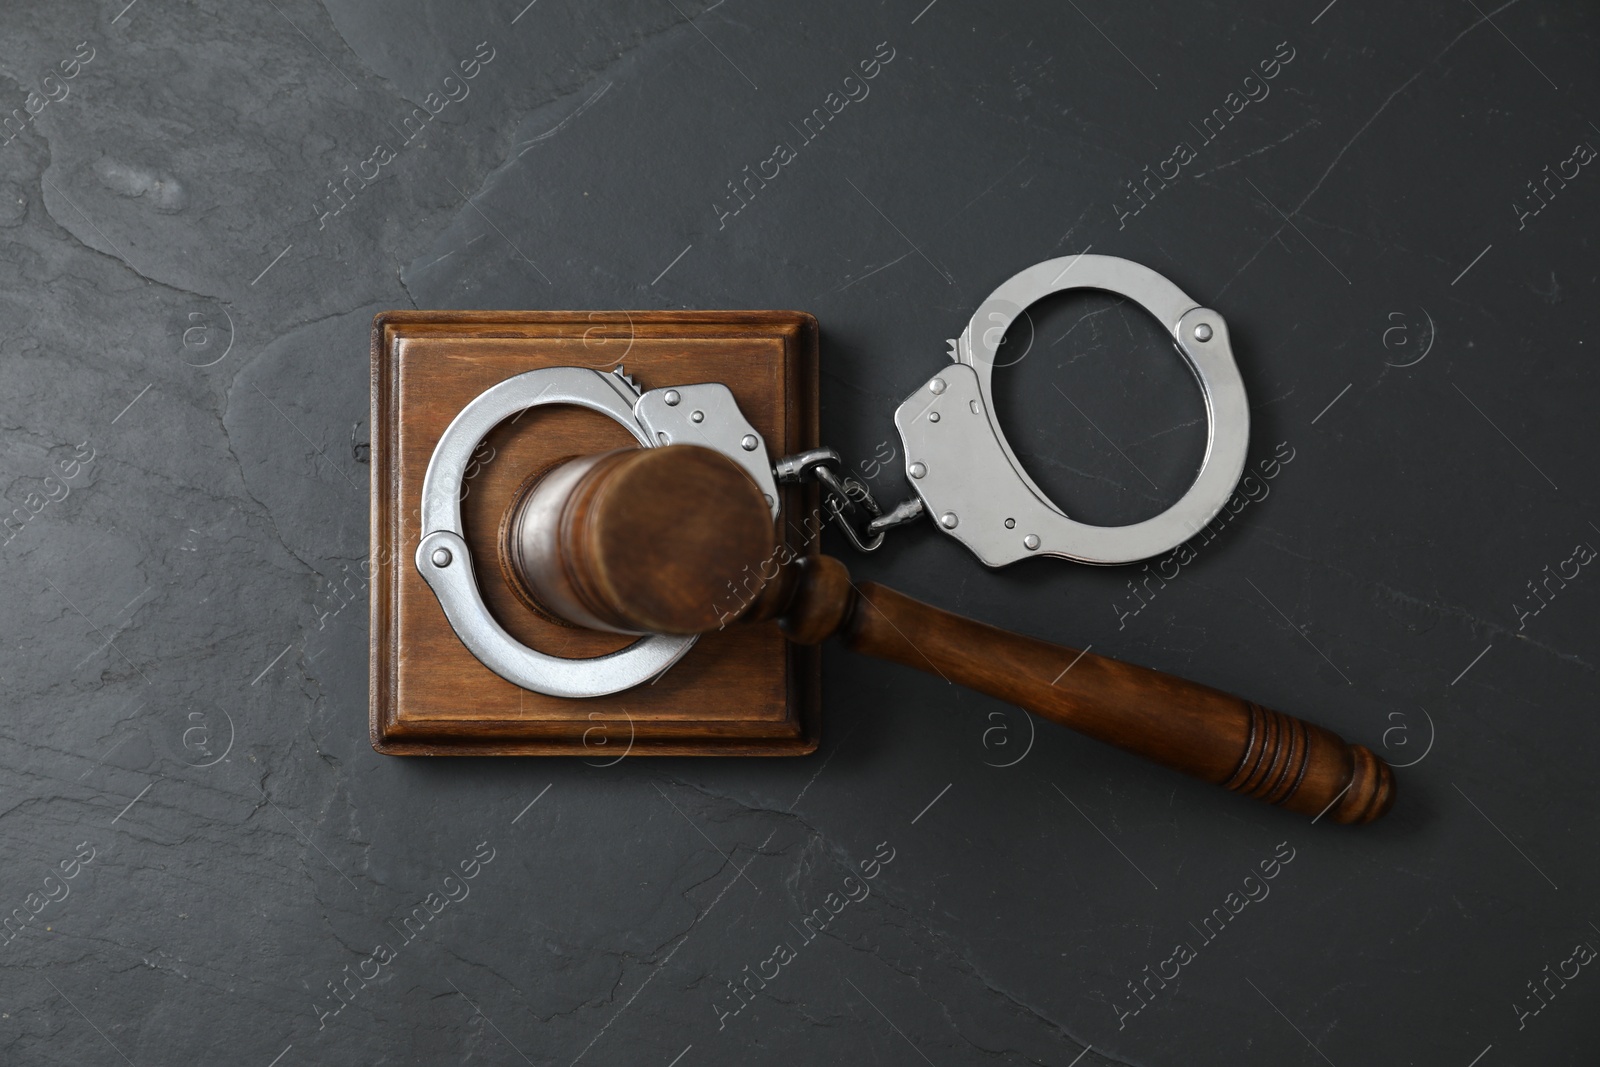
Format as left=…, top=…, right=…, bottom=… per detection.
left=369, top=310, right=821, bottom=756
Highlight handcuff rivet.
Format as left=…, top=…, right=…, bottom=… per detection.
left=939, top=511, right=959, bottom=529
left=691, top=410, right=704, bottom=423
left=431, top=547, right=453, bottom=568
left=930, top=378, right=947, bottom=395
left=1193, top=323, right=1213, bottom=342
left=664, top=389, right=681, bottom=406
left=970, top=400, right=981, bottom=414
left=1023, top=534, right=1040, bottom=551
left=928, top=411, right=941, bottom=423
left=909, top=462, right=927, bottom=479
left=1004, top=518, right=1016, bottom=529
left=741, top=434, right=759, bottom=451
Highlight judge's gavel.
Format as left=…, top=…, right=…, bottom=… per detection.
left=504, top=443, right=1395, bottom=824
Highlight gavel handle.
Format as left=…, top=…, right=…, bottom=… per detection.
left=777, top=557, right=1394, bottom=824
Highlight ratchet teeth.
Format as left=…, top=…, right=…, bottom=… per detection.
left=945, top=338, right=960, bottom=362
left=610, top=365, right=642, bottom=395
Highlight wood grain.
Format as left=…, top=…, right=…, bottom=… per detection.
left=509, top=445, right=777, bottom=636
left=369, top=310, right=821, bottom=755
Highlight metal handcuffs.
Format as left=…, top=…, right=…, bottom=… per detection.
left=418, top=254, right=1250, bottom=697
left=416, top=366, right=777, bottom=698
left=895, top=253, right=1248, bottom=566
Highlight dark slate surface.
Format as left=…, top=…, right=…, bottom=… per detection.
left=1, top=1, right=1595, bottom=1064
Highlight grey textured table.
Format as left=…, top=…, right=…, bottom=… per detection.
left=2, top=1, right=1595, bottom=1064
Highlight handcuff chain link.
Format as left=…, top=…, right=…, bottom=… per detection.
left=773, top=446, right=923, bottom=553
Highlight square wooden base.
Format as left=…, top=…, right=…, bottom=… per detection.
left=369, top=311, right=821, bottom=756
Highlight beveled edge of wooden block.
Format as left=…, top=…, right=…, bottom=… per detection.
left=368, top=309, right=821, bottom=757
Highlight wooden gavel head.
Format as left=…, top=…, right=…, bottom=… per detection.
left=504, top=444, right=776, bottom=636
